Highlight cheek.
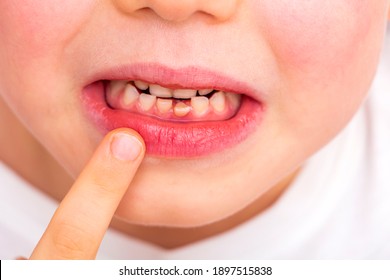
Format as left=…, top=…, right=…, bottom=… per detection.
left=0, top=0, right=96, bottom=122
left=259, top=0, right=373, bottom=72
left=249, top=0, right=387, bottom=154
left=0, top=0, right=94, bottom=58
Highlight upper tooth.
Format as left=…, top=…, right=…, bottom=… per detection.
left=198, top=89, right=213, bottom=96
left=109, top=81, right=127, bottom=98
left=122, top=84, right=139, bottom=107
left=149, top=84, right=173, bottom=98
left=210, top=91, right=226, bottom=113
left=173, top=89, right=197, bottom=99
left=139, top=93, right=156, bottom=111
left=134, top=80, right=149, bottom=91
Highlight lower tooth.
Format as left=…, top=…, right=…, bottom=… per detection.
left=210, top=91, right=226, bottom=113
left=139, top=93, right=156, bottom=111
left=191, top=96, right=209, bottom=116
left=157, top=98, right=173, bottom=113
left=122, top=84, right=139, bottom=107
left=174, top=102, right=191, bottom=117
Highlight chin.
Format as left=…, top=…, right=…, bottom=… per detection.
left=109, top=158, right=256, bottom=228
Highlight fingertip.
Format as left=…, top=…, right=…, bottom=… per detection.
left=109, top=128, right=145, bottom=162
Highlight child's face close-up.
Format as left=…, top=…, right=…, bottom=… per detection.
left=0, top=0, right=389, bottom=229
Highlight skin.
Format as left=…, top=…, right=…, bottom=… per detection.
left=0, top=1, right=389, bottom=258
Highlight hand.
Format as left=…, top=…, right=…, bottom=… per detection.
left=29, top=128, right=145, bottom=259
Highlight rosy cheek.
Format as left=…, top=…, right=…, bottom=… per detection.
left=257, top=0, right=372, bottom=73
left=0, top=0, right=94, bottom=57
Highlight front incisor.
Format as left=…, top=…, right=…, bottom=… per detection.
left=157, top=98, right=173, bottom=113
left=174, top=102, right=191, bottom=117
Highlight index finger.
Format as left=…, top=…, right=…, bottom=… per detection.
left=30, top=128, right=145, bottom=259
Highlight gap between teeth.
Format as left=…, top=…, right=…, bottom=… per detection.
left=108, top=80, right=241, bottom=118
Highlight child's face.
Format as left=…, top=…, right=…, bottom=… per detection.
left=1, top=1, right=389, bottom=227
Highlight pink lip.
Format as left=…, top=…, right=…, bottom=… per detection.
left=81, top=63, right=264, bottom=158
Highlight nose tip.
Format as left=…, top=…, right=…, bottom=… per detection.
left=113, top=0, right=240, bottom=22
left=148, top=1, right=200, bottom=22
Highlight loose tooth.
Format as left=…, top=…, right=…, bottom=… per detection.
left=157, top=98, right=173, bottom=113
left=134, top=80, right=149, bottom=91
left=122, top=84, right=139, bottom=107
left=174, top=102, right=191, bottom=117
left=210, top=91, right=226, bottom=113
left=198, top=89, right=213, bottom=96
left=149, top=84, right=173, bottom=98
left=173, top=89, right=197, bottom=99
left=139, top=93, right=156, bottom=111
left=191, top=96, right=209, bottom=116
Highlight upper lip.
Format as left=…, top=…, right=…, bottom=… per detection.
left=85, top=62, right=262, bottom=103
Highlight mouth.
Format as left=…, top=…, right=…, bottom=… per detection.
left=81, top=63, right=264, bottom=158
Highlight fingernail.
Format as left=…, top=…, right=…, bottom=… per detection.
left=110, top=133, right=143, bottom=161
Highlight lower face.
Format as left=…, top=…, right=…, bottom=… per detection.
left=0, top=0, right=388, bottom=227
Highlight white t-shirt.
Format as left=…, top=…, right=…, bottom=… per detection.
left=1, top=31, right=389, bottom=260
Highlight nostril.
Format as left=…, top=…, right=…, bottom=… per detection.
left=113, top=0, right=240, bottom=23
left=145, top=5, right=198, bottom=22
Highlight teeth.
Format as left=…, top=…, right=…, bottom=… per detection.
left=109, top=81, right=127, bottom=97
left=107, top=81, right=127, bottom=106
left=173, top=89, right=197, bottom=99
left=139, top=93, right=156, bottom=111
left=134, top=80, right=149, bottom=91
left=122, top=84, right=139, bottom=107
left=108, top=81, right=241, bottom=118
left=191, top=96, right=209, bottom=116
left=149, top=84, right=173, bottom=98
left=198, top=89, right=213, bottom=96
left=174, top=102, right=191, bottom=117
left=210, top=91, right=226, bottom=113
left=156, top=98, right=173, bottom=113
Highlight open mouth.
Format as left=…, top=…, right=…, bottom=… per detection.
left=106, top=80, right=242, bottom=122
left=81, top=64, right=264, bottom=158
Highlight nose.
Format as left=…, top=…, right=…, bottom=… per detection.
left=113, top=0, right=241, bottom=22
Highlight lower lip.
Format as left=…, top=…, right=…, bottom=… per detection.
left=81, top=81, right=263, bottom=158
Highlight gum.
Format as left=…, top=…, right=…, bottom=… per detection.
left=106, top=88, right=241, bottom=122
